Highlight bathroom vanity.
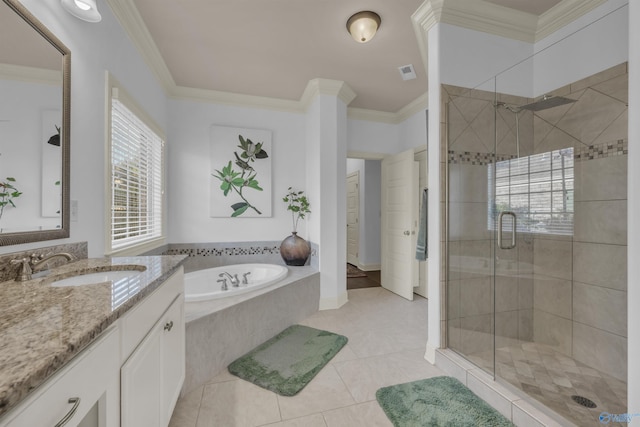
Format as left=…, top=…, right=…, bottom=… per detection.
left=0, top=255, right=186, bottom=427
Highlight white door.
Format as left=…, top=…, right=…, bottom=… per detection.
left=346, top=171, right=360, bottom=266
left=381, top=149, right=418, bottom=300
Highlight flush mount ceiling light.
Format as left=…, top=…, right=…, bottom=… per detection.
left=61, top=0, right=102, bottom=22
left=346, top=11, right=381, bottom=43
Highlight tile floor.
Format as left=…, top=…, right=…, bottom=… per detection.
left=468, top=342, right=627, bottom=427
left=169, top=287, right=443, bottom=427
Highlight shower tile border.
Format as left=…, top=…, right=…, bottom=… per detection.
left=448, top=138, right=628, bottom=166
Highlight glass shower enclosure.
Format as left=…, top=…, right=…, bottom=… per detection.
left=444, top=52, right=628, bottom=425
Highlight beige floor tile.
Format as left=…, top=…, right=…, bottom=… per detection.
left=333, top=348, right=444, bottom=403
left=277, top=365, right=356, bottom=420
left=322, top=401, right=393, bottom=427
left=196, top=380, right=281, bottom=427
left=169, top=386, right=205, bottom=427
left=205, top=368, right=238, bottom=384
left=259, top=413, right=327, bottom=427
left=329, top=344, right=358, bottom=364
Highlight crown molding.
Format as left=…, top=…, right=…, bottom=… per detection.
left=0, top=63, right=61, bottom=85
left=396, top=92, right=429, bottom=123
left=347, top=108, right=397, bottom=124
left=347, top=92, right=428, bottom=125
left=300, top=78, right=357, bottom=110
left=105, top=0, right=175, bottom=90
left=437, top=0, right=539, bottom=43
left=536, top=0, right=607, bottom=41
left=171, top=85, right=302, bottom=114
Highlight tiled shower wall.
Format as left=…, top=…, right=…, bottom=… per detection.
left=442, top=63, right=628, bottom=381
left=531, top=63, right=628, bottom=381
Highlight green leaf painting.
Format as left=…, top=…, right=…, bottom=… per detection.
left=211, top=127, right=272, bottom=217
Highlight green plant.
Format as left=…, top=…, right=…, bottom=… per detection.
left=0, top=177, right=22, bottom=220
left=212, top=135, right=268, bottom=217
left=283, top=187, right=311, bottom=233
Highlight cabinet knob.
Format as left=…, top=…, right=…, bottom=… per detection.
left=54, top=397, right=80, bottom=427
left=164, top=320, right=174, bottom=332
left=403, top=230, right=410, bottom=236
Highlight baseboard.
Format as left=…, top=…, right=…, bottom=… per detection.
left=424, top=341, right=438, bottom=364
left=359, top=263, right=381, bottom=271
left=319, top=291, right=348, bottom=310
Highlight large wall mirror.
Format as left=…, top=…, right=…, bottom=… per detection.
left=0, top=0, right=70, bottom=245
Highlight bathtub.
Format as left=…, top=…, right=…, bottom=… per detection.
left=184, top=264, right=288, bottom=302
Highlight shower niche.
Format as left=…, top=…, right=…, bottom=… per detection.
left=444, top=62, right=628, bottom=425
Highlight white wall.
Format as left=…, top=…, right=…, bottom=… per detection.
left=167, top=100, right=307, bottom=243
left=532, top=0, right=628, bottom=96
left=347, top=119, right=398, bottom=155
left=398, top=109, right=428, bottom=152
left=1, top=0, right=167, bottom=256
left=627, top=1, right=638, bottom=422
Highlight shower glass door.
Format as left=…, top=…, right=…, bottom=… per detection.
left=445, top=79, right=499, bottom=376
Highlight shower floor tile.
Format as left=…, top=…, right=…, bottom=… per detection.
left=468, top=342, right=627, bottom=427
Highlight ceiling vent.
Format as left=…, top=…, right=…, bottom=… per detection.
left=398, top=64, right=416, bottom=81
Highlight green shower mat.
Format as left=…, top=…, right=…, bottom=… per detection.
left=227, top=324, right=348, bottom=396
left=376, top=376, right=515, bottom=427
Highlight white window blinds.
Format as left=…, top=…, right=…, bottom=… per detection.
left=488, top=148, right=574, bottom=236
left=110, top=97, right=164, bottom=250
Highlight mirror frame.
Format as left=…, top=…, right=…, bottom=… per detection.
left=0, top=0, right=70, bottom=246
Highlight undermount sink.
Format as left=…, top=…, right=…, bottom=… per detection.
left=50, top=267, right=146, bottom=287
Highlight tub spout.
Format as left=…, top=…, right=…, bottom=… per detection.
left=219, top=272, right=239, bottom=287
left=242, top=272, right=251, bottom=285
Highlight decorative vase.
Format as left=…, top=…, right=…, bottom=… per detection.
left=280, top=232, right=310, bottom=266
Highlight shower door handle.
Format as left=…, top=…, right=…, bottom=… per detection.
left=498, top=211, right=517, bottom=250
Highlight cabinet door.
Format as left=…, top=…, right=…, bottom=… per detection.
left=161, top=295, right=185, bottom=425
left=121, top=324, right=162, bottom=427
left=0, top=327, right=119, bottom=427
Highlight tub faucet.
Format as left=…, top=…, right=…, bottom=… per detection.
left=219, top=272, right=239, bottom=287
left=11, top=252, right=74, bottom=282
left=242, top=272, right=251, bottom=285
left=217, top=278, right=228, bottom=291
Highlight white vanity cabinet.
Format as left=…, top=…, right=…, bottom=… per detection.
left=0, top=326, right=120, bottom=427
left=0, top=265, right=185, bottom=427
left=120, top=268, right=185, bottom=427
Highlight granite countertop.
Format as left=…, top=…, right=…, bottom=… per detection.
left=0, top=255, right=187, bottom=418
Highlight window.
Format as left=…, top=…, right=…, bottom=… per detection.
left=108, top=81, right=165, bottom=253
left=488, top=148, right=574, bottom=235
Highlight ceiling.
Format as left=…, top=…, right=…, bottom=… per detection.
left=130, top=0, right=565, bottom=113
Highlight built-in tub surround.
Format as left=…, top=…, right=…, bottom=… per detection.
left=182, top=266, right=319, bottom=395
left=0, top=254, right=187, bottom=417
left=145, top=241, right=319, bottom=272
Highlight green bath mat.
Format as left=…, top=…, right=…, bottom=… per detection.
left=228, top=324, right=348, bottom=396
left=376, top=376, right=514, bottom=427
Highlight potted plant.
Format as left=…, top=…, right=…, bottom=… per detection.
left=280, top=187, right=311, bottom=266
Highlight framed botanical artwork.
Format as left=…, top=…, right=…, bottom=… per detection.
left=210, top=125, right=272, bottom=218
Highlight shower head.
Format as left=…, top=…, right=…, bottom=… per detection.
left=518, top=95, right=576, bottom=112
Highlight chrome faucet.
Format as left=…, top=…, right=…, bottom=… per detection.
left=218, top=272, right=239, bottom=287
left=11, top=252, right=74, bottom=282
left=217, top=278, right=228, bottom=291
left=242, top=272, right=251, bottom=285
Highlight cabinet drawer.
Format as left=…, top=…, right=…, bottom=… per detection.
left=0, top=326, right=119, bottom=427
left=120, top=267, right=184, bottom=362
